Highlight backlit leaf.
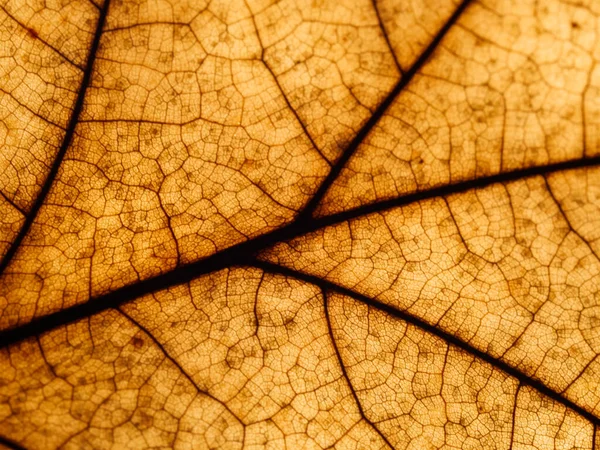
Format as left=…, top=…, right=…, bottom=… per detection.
left=1, top=0, right=600, bottom=448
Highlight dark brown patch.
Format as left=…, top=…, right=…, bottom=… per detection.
left=26, top=27, right=38, bottom=39
left=132, top=337, right=144, bottom=348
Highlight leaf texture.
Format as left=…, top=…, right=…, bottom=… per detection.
left=317, top=0, right=600, bottom=216
left=1, top=0, right=600, bottom=448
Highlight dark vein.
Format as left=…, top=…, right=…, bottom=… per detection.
left=0, top=191, right=25, bottom=216
left=509, top=383, right=521, bottom=449
left=1, top=157, right=600, bottom=348
left=0, top=6, right=83, bottom=70
left=118, top=307, right=244, bottom=426
left=318, top=155, right=600, bottom=231
left=0, top=435, right=27, bottom=450
left=243, top=0, right=330, bottom=165
left=297, top=0, right=473, bottom=221
left=322, top=290, right=393, bottom=449
left=370, top=0, right=402, bottom=73
left=544, top=176, right=600, bottom=261
left=251, top=260, right=600, bottom=426
left=0, top=87, right=66, bottom=129
left=0, top=0, right=111, bottom=275
left=0, top=0, right=598, bottom=446
left=2, top=0, right=593, bottom=351
left=36, top=335, right=57, bottom=377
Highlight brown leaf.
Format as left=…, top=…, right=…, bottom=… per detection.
left=1, top=0, right=600, bottom=448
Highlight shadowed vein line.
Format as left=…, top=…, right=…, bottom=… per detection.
left=314, top=155, right=600, bottom=230
left=0, top=435, right=27, bottom=450
left=544, top=177, right=600, bottom=262
left=322, top=290, right=394, bottom=449
left=0, top=191, right=25, bottom=216
left=118, top=308, right=244, bottom=426
left=0, top=0, right=112, bottom=275
left=243, top=0, right=330, bottom=166
left=1, top=157, right=600, bottom=348
left=252, top=260, right=600, bottom=426
left=371, top=0, right=402, bottom=74
left=509, top=384, right=521, bottom=449
left=297, top=0, right=473, bottom=220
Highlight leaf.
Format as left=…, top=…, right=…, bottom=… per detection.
left=1, top=0, right=600, bottom=448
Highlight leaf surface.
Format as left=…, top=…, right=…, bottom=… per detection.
left=1, top=0, right=600, bottom=448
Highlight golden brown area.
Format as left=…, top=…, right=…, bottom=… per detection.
left=1, top=0, right=600, bottom=448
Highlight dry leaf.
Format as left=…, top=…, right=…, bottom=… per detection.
left=1, top=0, right=600, bottom=448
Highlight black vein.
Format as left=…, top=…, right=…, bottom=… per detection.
left=118, top=307, right=244, bottom=426
left=322, top=290, right=394, bottom=449
left=0, top=435, right=26, bottom=450
left=243, top=0, right=330, bottom=165
left=0, top=191, right=25, bottom=216
left=3, top=0, right=593, bottom=350
left=509, top=383, right=521, bottom=449
left=545, top=176, right=600, bottom=261
left=1, top=157, right=600, bottom=348
left=0, top=6, right=83, bottom=70
left=0, top=0, right=599, bottom=445
left=371, top=0, right=402, bottom=73
left=252, top=260, right=600, bottom=426
left=0, top=0, right=111, bottom=275
left=319, top=156, right=600, bottom=232
left=0, top=0, right=599, bottom=434
left=297, top=0, right=473, bottom=221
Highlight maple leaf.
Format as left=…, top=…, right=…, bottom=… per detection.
left=1, top=0, right=600, bottom=448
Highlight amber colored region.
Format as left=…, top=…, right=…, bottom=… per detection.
left=1, top=0, right=600, bottom=448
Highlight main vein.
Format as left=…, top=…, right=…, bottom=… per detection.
left=2, top=2, right=600, bottom=419
left=0, top=0, right=476, bottom=344
left=1, top=156, right=599, bottom=348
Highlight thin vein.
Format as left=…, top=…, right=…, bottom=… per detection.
left=544, top=176, right=600, bottom=261
left=243, top=0, right=330, bottom=165
left=371, top=0, right=402, bottom=73
left=0, top=87, right=67, bottom=129
left=322, top=290, right=393, bottom=449
left=0, top=191, right=25, bottom=216
left=0, top=6, right=83, bottom=70
left=317, top=155, right=600, bottom=231
left=509, top=384, right=521, bottom=449
left=0, top=0, right=112, bottom=275
left=117, top=307, right=244, bottom=426
left=252, top=260, right=600, bottom=426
